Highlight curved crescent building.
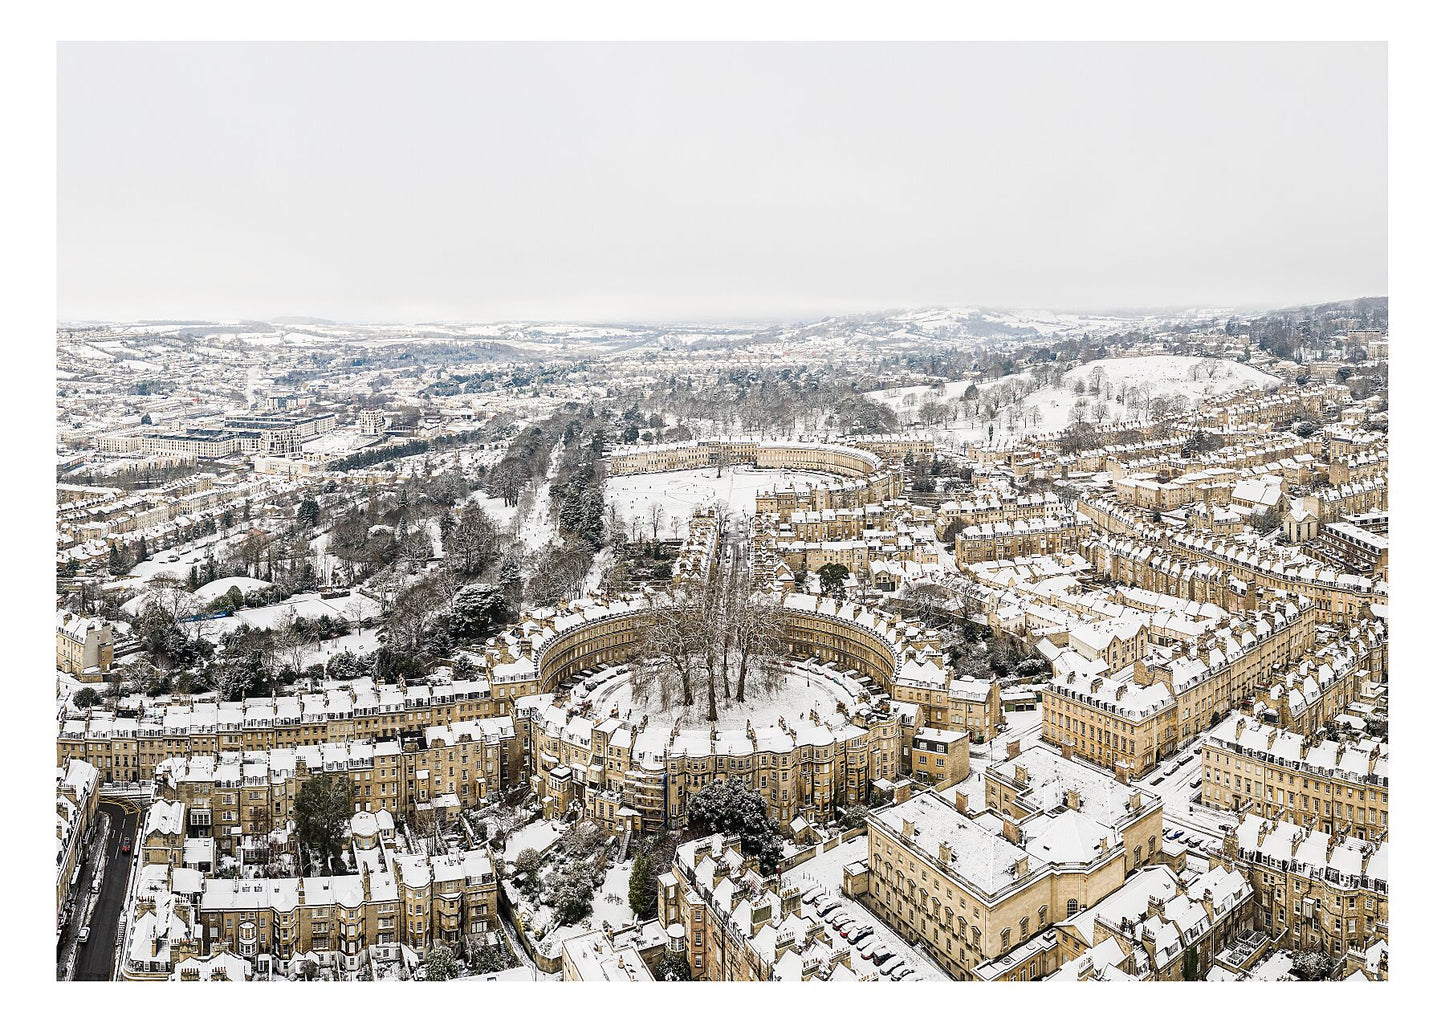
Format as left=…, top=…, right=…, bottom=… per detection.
left=490, top=590, right=981, bottom=834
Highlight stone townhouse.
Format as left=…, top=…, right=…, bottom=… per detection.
left=954, top=515, right=1085, bottom=565
left=1050, top=863, right=1252, bottom=981
left=56, top=673, right=506, bottom=783
left=152, top=717, right=519, bottom=862
left=1201, top=715, right=1387, bottom=841
left=1040, top=597, right=1316, bottom=777
left=1220, top=814, right=1387, bottom=960
left=656, top=835, right=864, bottom=982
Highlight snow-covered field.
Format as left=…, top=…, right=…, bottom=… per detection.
left=605, top=465, right=835, bottom=532
left=870, top=355, right=1280, bottom=443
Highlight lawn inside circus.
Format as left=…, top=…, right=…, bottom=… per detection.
left=573, top=661, right=864, bottom=731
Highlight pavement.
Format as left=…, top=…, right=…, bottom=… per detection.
left=64, top=799, right=141, bottom=981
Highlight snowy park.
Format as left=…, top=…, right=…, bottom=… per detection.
left=870, top=355, right=1282, bottom=442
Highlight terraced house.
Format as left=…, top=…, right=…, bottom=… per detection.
left=1201, top=715, right=1387, bottom=840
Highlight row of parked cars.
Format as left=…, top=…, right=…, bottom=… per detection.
left=799, top=883, right=922, bottom=981
left=1166, top=828, right=1222, bottom=854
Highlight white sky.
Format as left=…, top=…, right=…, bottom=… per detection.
left=58, top=42, right=1385, bottom=323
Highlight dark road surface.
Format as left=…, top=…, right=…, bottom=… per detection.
left=70, top=801, right=141, bottom=981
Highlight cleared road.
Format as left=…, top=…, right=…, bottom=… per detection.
left=71, top=801, right=141, bottom=982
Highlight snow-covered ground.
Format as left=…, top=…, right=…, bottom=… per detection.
left=870, top=355, right=1281, bottom=444
left=474, top=493, right=520, bottom=533
left=605, top=465, right=835, bottom=532
left=582, top=663, right=857, bottom=731
left=192, top=590, right=381, bottom=643
left=123, top=527, right=250, bottom=586
left=785, top=835, right=949, bottom=981
left=191, top=575, right=273, bottom=603
left=502, top=819, right=566, bottom=861
left=296, top=626, right=382, bottom=668
left=526, top=858, right=639, bottom=961
left=517, top=442, right=565, bottom=552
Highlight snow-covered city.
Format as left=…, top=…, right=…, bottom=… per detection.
left=41, top=30, right=1404, bottom=1002
left=53, top=303, right=1391, bottom=985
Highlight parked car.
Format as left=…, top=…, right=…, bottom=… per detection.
left=1189, top=778, right=1202, bottom=789
left=891, top=966, right=915, bottom=981
left=871, top=949, right=895, bottom=966
left=801, top=886, right=823, bottom=904
left=878, top=958, right=904, bottom=976
left=847, top=926, right=875, bottom=945
left=77, top=927, right=90, bottom=944
left=817, top=901, right=841, bottom=917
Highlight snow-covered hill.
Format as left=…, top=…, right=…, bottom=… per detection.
left=870, top=355, right=1281, bottom=443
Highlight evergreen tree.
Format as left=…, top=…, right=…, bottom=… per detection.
left=687, top=777, right=784, bottom=873
left=293, top=773, right=355, bottom=874
left=629, top=850, right=656, bottom=919
left=297, top=496, right=321, bottom=529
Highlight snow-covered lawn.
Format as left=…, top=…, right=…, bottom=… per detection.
left=191, top=575, right=273, bottom=603
left=582, top=663, right=858, bottom=731
left=526, top=859, right=638, bottom=960
left=605, top=465, right=835, bottom=531
left=296, top=626, right=382, bottom=668
left=124, top=527, right=251, bottom=587
left=194, top=590, right=381, bottom=642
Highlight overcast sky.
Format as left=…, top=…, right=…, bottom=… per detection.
left=58, top=42, right=1386, bottom=324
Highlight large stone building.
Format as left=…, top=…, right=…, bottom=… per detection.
left=56, top=611, right=113, bottom=679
